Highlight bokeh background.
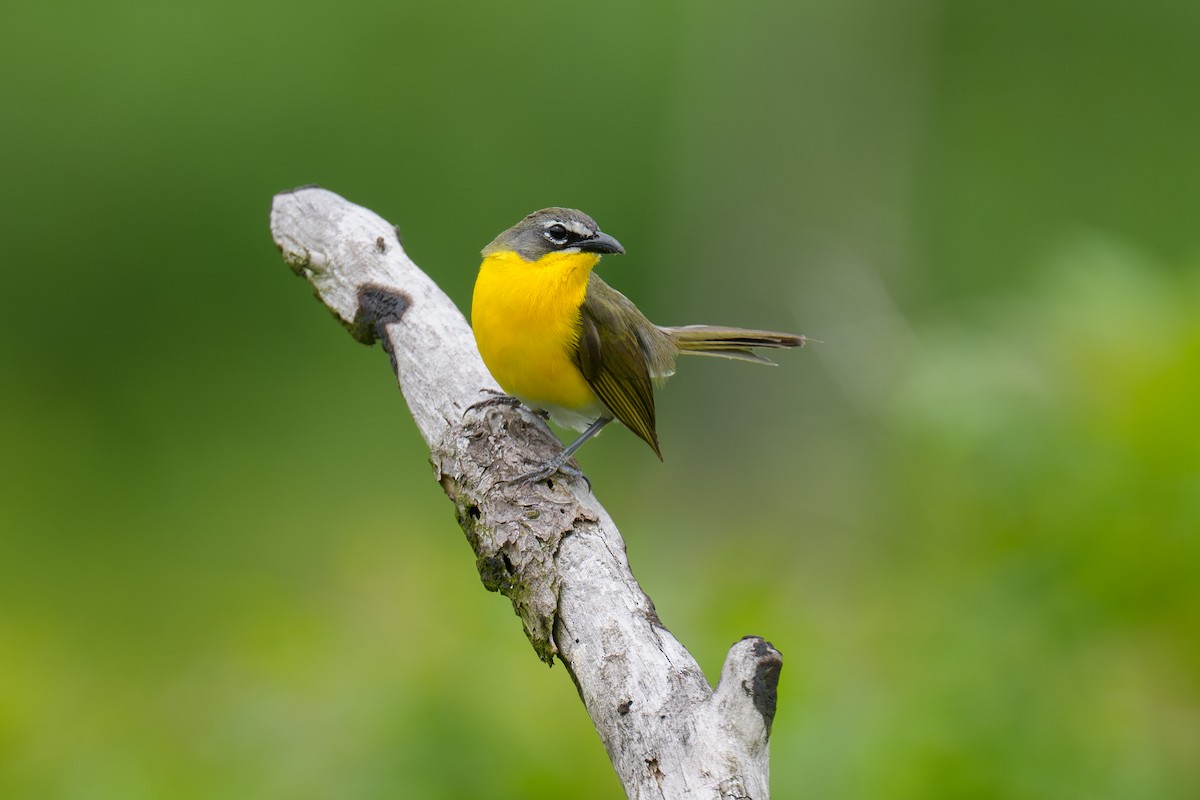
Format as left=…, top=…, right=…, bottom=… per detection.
left=3, top=0, right=1198, bottom=797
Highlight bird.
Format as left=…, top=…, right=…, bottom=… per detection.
left=471, top=207, right=806, bottom=482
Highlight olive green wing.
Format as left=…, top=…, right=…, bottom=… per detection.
left=575, top=276, right=664, bottom=459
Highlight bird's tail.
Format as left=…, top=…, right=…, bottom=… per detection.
left=660, top=325, right=807, bottom=365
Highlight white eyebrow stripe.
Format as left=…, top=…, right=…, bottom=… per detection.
left=550, top=219, right=595, bottom=238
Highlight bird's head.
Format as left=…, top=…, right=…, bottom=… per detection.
left=482, top=208, right=625, bottom=261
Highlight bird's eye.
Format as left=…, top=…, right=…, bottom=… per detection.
left=544, top=223, right=569, bottom=243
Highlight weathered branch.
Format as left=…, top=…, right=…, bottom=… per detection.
left=269, top=186, right=781, bottom=799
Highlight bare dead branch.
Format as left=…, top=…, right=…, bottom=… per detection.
left=269, top=186, right=780, bottom=798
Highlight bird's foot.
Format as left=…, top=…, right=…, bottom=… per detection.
left=466, top=391, right=549, bottom=419
left=506, top=455, right=590, bottom=490
left=466, top=389, right=521, bottom=414
left=468, top=391, right=588, bottom=488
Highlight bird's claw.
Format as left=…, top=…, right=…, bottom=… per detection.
left=466, top=390, right=522, bottom=415
left=466, top=391, right=551, bottom=420
left=505, top=458, right=590, bottom=491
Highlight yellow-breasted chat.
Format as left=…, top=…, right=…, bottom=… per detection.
left=471, top=207, right=805, bottom=481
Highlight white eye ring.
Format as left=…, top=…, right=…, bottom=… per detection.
left=544, top=223, right=569, bottom=244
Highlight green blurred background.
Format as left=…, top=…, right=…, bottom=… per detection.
left=2, top=0, right=1198, bottom=797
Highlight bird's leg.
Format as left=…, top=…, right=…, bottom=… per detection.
left=558, top=417, right=613, bottom=463
left=514, top=416, right=613, bottom=485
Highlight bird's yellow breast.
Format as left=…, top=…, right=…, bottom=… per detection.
left=471, top=249, right=603, bottom=427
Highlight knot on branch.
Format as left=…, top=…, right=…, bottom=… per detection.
left=350, top=285, right=411, bottom=346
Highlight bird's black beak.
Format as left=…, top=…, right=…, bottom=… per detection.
left=581, top=232, right=625, bottom=255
